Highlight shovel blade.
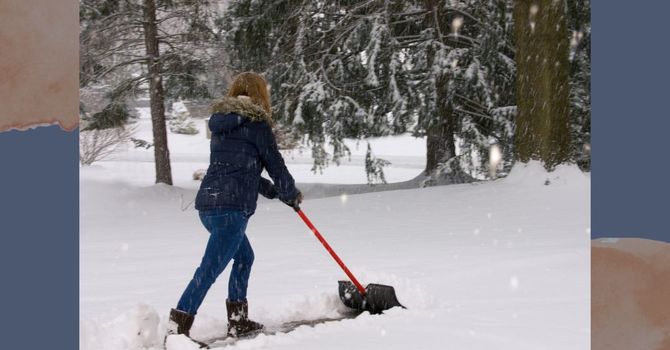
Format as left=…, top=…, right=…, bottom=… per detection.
left=338, top=280, right=404, bottom=314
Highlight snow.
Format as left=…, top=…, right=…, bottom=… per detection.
left=81, top=164, right=589, bottom=349
left=80, top=108, right=589, bottom=349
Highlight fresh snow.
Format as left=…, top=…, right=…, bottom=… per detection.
left=81, top=108, right=590, bottom=350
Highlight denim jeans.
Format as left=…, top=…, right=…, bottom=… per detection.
left=176, top=209, right=254, bottom=315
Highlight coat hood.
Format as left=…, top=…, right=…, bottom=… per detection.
left=209, top=96, right=274, bottom=129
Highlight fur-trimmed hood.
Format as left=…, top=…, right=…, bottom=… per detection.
left=209, top=96, right=273, bottom=127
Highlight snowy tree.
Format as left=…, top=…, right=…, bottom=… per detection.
left=224, top=0, right=517, bottom=182
left=513, top=0, right=571, bottom=170
left=567, top=0, right=591, bottom=171
left=408, top=0, right=516, bottom=182
left=365, top=143, right=391, bottom=185
left=80, top=0, right=224, bottom=185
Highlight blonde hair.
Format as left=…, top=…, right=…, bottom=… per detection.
left=227, top=72, right=272, bottom=115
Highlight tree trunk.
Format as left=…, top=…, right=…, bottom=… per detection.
left=423, top=3, right=457, bottom=177
left=143, top=0, right=173, bottom=185
left=513, top=0, right=571, bottom=170
left=425, top=74, right=457, bottom=176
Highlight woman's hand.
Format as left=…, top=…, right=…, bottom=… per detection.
left=282, top=191, right=303, bottom=211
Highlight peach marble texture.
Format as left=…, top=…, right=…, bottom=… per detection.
left=0, top=0, right=78, bottom=131
left=592, top=238, right=670, bottom=350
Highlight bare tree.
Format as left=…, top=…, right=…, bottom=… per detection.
left=80, top=0, right=223, bottom=184
left=142, top=0, right=172, bottom=184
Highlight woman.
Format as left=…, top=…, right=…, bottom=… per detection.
left=167, top=72, right=302, bottom=340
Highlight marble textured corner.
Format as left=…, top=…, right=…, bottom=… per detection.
left=0, top=0, right=78, bottom=132
left=592, top=238, right=670, bottom=350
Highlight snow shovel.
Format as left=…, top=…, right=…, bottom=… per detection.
left=294, top=207, right=405, bottom=314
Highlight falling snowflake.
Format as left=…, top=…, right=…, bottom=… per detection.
left=451, top=17, right=464, bottom=35
left=510, top=276, right=519, bottom=290
left=489, top=144, right=502, bottom=177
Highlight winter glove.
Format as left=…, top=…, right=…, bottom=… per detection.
left=282, top=191, right=303, bottom=211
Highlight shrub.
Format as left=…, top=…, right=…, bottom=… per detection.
left=80, top=126, right=135, bottom=166
left=169, top=111, right=199, bottom=135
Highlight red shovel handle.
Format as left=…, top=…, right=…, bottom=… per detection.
left=295, top=208, right=367, bottom=297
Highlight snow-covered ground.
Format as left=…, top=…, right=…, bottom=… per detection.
left=80, top=107, right=590, bottom=350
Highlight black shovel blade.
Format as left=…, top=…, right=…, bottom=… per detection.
left=338, top=280, right=405, bottom=314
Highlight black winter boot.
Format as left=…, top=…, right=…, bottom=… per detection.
left=167, top=308, right=195, bottom=337
left=165, top=308, right=209, bottom=348
left=226, top=299, right=264, bottom=337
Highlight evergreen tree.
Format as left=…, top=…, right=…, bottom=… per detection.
left=408, top=0, right=516, bottom=181
left=224, top=0, right=517, bottom=183
left=567, top=0, right=591, bottom=170
left=365, top=142, right=391, bottom=185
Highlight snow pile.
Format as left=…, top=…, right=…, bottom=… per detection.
left=165, top=335, right=200, bottom=350
left=81, top=160, right=589, bottom=350
left=80, top=304, right=160, bottom=350
left=502, top=161, right=589, bottom=187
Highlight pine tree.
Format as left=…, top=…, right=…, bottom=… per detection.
left=224, top=0, right=517, bottom=182
left=567, top=0, right=591, bottom=170
left=365, top=142, right=391, bottom=185
left=409, top=0, right=516, bottom=181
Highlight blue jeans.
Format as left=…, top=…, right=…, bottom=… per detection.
left=176, top=209, right=255, bottom=315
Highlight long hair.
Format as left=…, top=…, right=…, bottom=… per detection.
left=227, top=72, right=272, bottom=116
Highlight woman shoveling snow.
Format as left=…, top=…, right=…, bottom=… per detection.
left=166, top=72, right=303, bottom=343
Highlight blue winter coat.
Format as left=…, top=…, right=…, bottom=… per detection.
left=194, top=96, right=299, bottom=214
